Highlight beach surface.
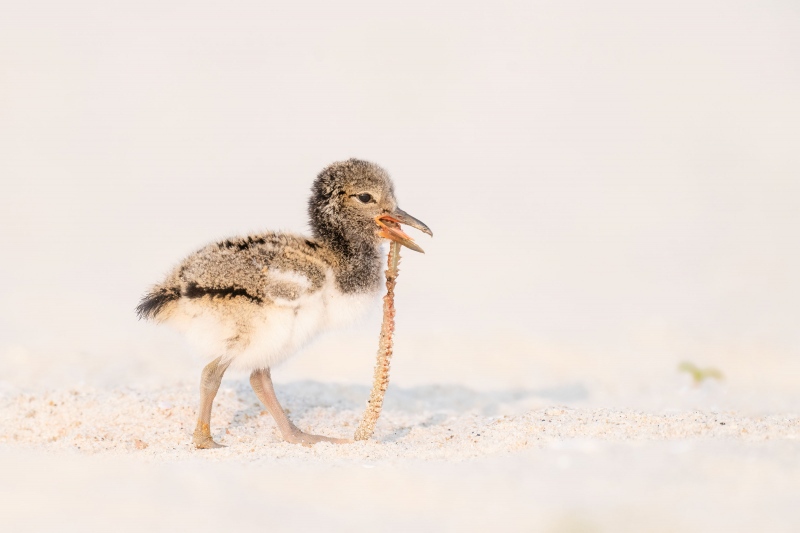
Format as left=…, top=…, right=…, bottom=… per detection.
left=2, top=339, right=799, bottom=532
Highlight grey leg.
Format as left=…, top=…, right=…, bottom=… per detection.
left=250, top=368, right=351, bottom=446
left=193, top=356, right=232, bottom=449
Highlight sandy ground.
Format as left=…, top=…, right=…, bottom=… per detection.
left=2, top=368, right=799, bottom=532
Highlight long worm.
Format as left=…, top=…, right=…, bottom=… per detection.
left=354, top=241, right=401, bottom=441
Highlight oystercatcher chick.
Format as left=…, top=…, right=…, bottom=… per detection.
left=136, top=159, right=432, bottom=448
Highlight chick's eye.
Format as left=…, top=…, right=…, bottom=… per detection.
left=357, top=193, right=373, bottom=203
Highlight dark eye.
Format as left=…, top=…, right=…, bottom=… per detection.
left=357, top=193, right=373, bottom=203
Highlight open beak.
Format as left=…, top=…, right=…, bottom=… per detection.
left=375, top=208, right=433, bottom=253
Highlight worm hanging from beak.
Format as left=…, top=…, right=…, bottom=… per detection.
left=355, top=209, right=431, bottom=440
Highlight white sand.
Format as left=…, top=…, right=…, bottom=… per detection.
left=2, top=329, right=800, bottom=533
left=3, top=304, right=799, bottom=533
left=2, top=375, right=799, bottom=532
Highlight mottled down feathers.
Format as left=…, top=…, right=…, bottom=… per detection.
left=136, top=159, right=395, bottom=321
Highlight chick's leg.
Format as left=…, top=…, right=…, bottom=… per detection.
left=193, top=356, right=231, bottom=449
left=250, top=368, right=351, bottom=446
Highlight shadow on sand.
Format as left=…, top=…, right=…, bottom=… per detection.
left=231, top=380, right=589, bottom=417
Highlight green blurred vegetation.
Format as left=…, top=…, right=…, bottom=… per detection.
left=678, top=362, right=724, bottom=385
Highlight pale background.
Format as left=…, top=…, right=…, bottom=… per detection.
left=2, top=0, right=798, bottom=396
left=1, top=1, right=799, bottom=531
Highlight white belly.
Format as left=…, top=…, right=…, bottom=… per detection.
left=169, top=270, right=380, bottom=371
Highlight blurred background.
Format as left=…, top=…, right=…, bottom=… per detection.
left=1, top=0, right=799, bottom=407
